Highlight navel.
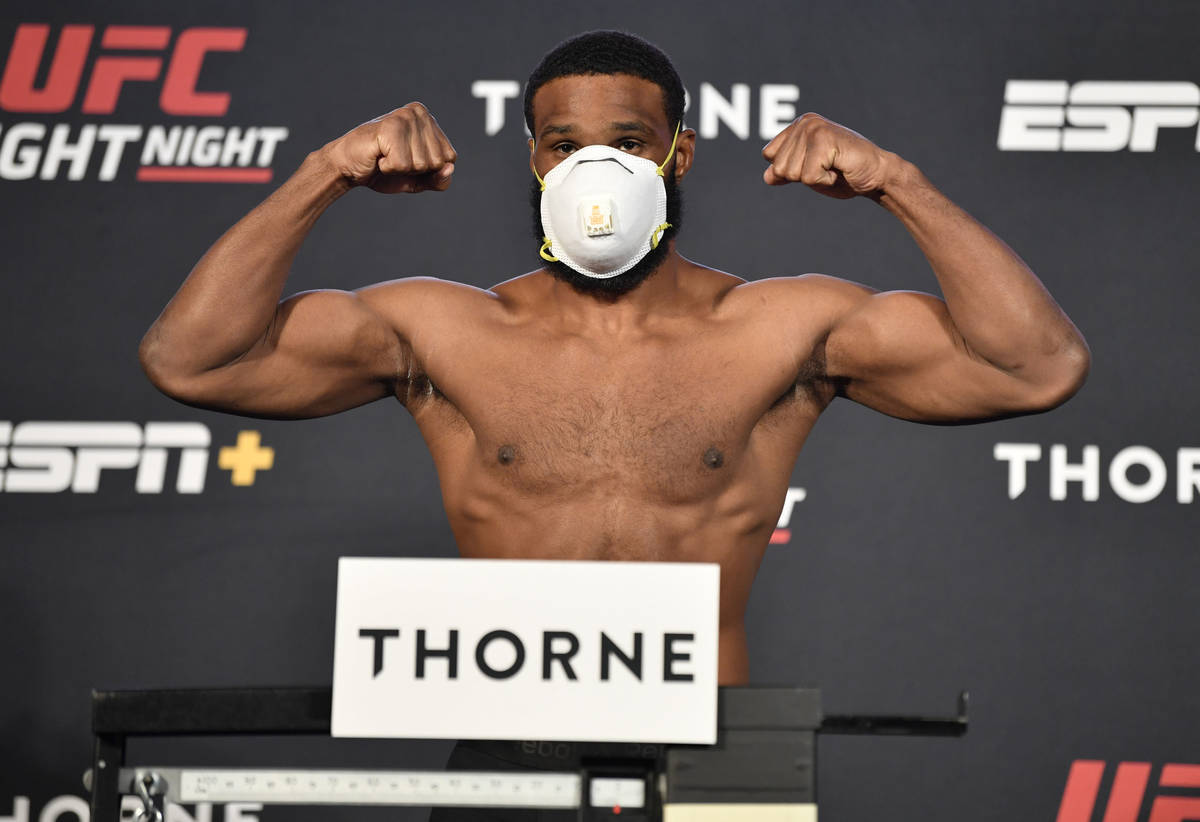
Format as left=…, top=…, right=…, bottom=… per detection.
left=703, top=446, right=724, bottom=469
left=497, top=444, right=516, bottom=465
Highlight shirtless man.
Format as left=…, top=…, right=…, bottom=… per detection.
left=138, top=31, right=1089, bottom=687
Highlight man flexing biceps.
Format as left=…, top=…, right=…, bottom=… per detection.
left=140, top=31, right=1088, bottom=687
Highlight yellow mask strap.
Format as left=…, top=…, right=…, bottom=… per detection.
left=651, top=222, right=672, bottom=249
left=539, top=236, right=558, bottom=261
left=531, top=121, right=683, bottom=191
left=656, top=122, right=682, bottom=177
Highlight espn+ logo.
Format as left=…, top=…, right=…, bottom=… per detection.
left=0, top=421, right=274, bottom=493
left=0, top=23, right=288, bottom=182
left=999, top=81, right=1200, bottom=152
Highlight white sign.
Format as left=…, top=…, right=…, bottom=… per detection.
left=331, top=557, right=719, bottom=743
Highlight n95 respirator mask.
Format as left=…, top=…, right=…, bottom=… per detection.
left=535, top=124, right=680, bottom=279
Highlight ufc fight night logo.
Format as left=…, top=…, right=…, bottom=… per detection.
left=0, top=24, right=289, bottom=182
left=1056, top=760, right=1200, bottom=822
left=998, top=81, right=1200, bottom=152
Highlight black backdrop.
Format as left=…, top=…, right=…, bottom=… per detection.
left=2, top=2, right=1198, bottom=821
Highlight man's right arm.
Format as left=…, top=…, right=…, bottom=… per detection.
left=138, top=103, right=457, bottom=419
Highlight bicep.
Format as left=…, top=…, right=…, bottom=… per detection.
left=825, top=289, right=1050, bottom=423
left=161, top=288, right=405, bottom=419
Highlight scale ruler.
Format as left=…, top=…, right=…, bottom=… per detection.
left=123, top=768, right=583, bottom=808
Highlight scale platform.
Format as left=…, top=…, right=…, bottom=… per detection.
left=87, top=686, right=967, bottom=821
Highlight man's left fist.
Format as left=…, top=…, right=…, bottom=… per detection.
left=762, top=112, right=898, bottom=199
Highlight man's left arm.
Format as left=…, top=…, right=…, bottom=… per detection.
left=763, top=113, right=1091, bottom=423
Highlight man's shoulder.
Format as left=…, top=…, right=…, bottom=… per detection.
left=731, top=271, right=872, bottom=297
left=355, top=268, right=594, bottom=325
left=342, top=276, right=512, bottom=348
left=355, top=275, right=502, bottom=318
left=488, top=269, right=549, bottom=299
left=357, top=275, right=498, bottom=301
left=719, top=271, right=877, bottom=320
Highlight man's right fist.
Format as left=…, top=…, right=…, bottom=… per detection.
left=322, top=103, right=458, bottom=193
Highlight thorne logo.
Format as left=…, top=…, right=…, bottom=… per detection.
left=0, top=795, right=258, bottom=822
left=0, top=24, right=288, bottom=182
left=1056, top=760, right=1200, bottom=822
left=473, top=80, right=804, bottom=140
left=358, top=627, right=696, bottom=682
left=999, top=80, right=1200, bottom=152
left=332, top=558, right=719, bottom=742
left=0, top=421, right=275, bottom=493
left=994, top=443, right=1200, bottom=503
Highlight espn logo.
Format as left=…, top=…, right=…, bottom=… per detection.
left=998, top=81, right=1200, bottom=152
left=0, top=421, right=209, bottom=493
left=1057, top=760, right=1200, bottom=822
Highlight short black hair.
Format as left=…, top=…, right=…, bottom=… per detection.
left=524, top=30, right=685, bottom=134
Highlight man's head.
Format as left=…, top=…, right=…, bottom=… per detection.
left=524, top=30, right=685, bottom=138
left=524, top=31, right=695, bottom=298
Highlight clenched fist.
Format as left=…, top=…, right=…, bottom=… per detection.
left=322, top=102, right=458, bottom=193
left=762, top=113, right=899, bottom=200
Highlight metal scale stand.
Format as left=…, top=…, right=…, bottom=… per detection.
left=86, top=686, right=968, bottom=822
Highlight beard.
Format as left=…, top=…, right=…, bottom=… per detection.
left=530, top=172, right=685, bottom=299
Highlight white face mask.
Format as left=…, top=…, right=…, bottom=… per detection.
left=535, top=124, right=680, bottom=279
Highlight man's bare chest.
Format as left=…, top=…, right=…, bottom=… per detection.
left=483, top=374, right=745, bottom=493
left=406, top=326, right=821, bottom=500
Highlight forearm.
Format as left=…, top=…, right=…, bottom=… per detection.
left=877, top=159, right=1089, bottom=384
left=139, top=148, right=351, bottom=380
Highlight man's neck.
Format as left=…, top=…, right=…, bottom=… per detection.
left=544, top=244, right=689, bottom=334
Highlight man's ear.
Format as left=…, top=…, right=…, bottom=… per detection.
left=672, top=128, right=697, bottom=182
left=528, top=137, right=536, bottom=175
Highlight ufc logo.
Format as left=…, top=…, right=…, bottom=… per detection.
left=1057, top=760, right=1200, bottom=822
left=770, top=486, right=806, bottom=544
left=0, top=24, right=246, bottom=115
